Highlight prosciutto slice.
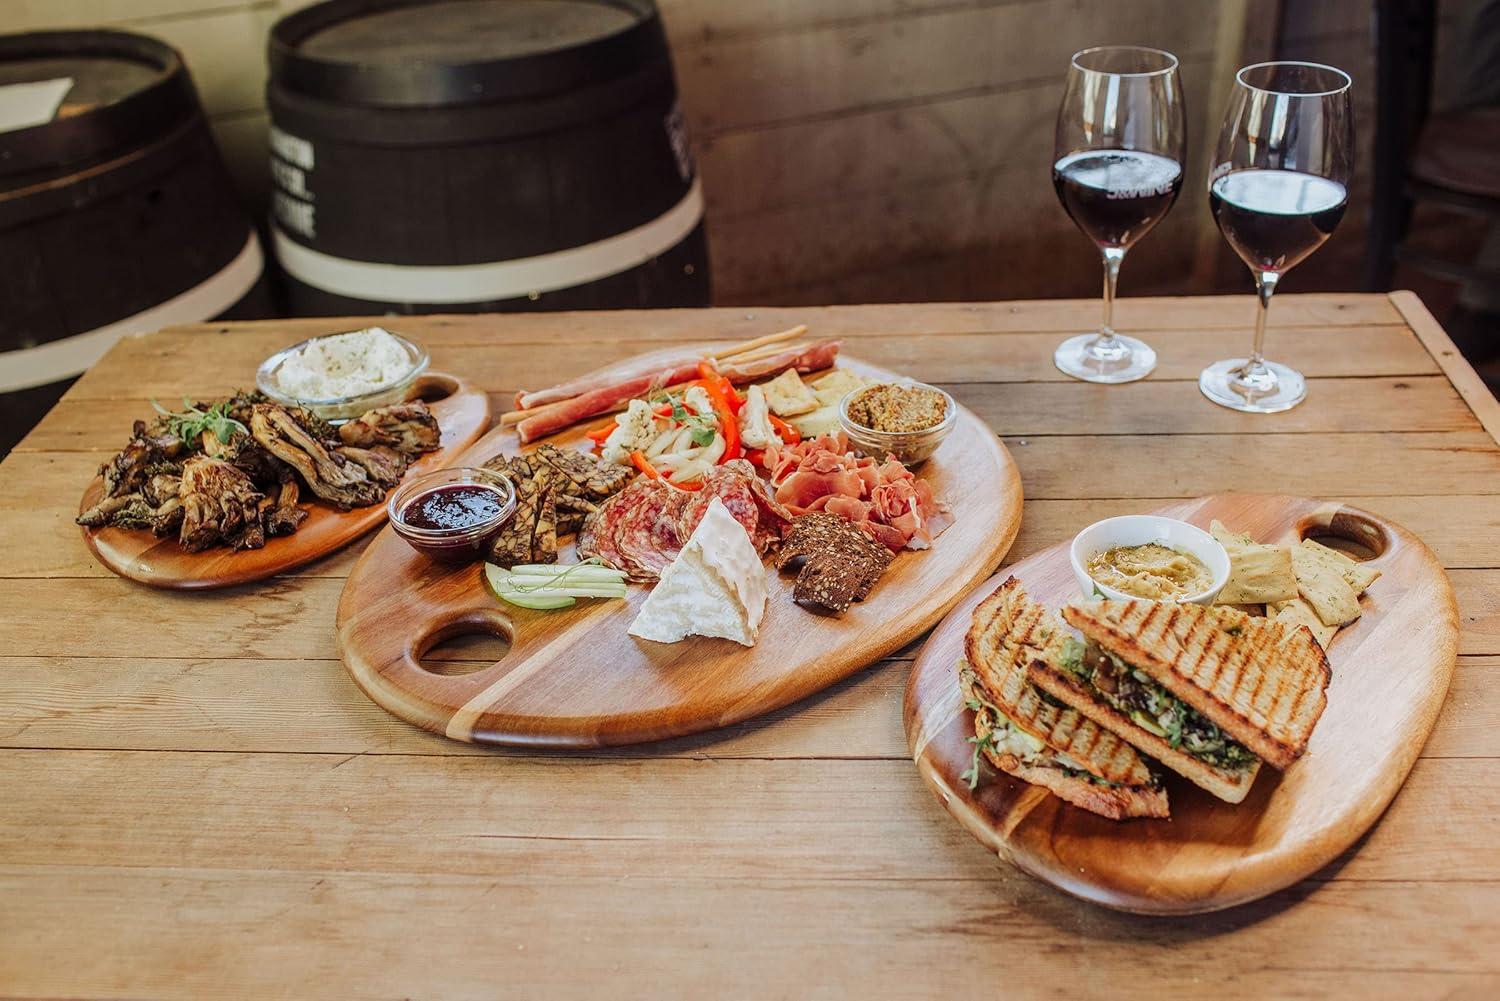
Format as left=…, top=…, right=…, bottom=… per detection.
left=515, top=340, right=842, bottom=443
left=764, top=433, right=950, bottom=551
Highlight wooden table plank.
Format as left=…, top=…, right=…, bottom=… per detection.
left=2, top=866, right=1494, bottom=1000
left=3, top=292, right=1497, bottom=997
left=1, top=752, right=1495, bottom=884
left=2, top=653, right=1494, bottom=761
left=19, top=375, right=1479, bottom=453
left=56, top=323, right=1438, bottom=403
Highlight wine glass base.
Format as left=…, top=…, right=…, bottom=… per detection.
left=1053, top=334, right=1157, bottom=384
left=1199, top=358, right=1307, bottom=413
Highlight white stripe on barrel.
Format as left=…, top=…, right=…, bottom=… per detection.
left=0, top=230, right=263, bottom=392
left=272, top=177, right=704, bottom=304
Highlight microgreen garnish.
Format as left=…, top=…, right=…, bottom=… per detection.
left=152, top=397, right=247, bottom=447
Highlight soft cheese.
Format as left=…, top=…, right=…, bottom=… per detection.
left=629, top=497, right=768, bottom=646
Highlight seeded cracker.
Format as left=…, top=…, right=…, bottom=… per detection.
left=777, top=512, right=893, bottom=612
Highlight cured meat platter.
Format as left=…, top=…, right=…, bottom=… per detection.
left=904, top=494, right=1458, bottom=915
left=78, top=373, right=491, bottom=589
left=337, top=355, right=1024, bottom=747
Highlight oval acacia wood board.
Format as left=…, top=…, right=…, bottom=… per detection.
left=337, top=357, right=1023, bottom=748
left=904, top=493, right=1458, bottom=915
left=78, top=373, right=491, bottom=590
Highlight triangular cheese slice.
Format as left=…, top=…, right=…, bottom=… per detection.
left=628, top=497, right=766, bottom=646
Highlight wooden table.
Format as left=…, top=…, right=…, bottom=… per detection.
left=3, top=292, right=1498, bottom=999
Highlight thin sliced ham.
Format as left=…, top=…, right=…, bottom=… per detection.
left=765, top=433, right=950, bottom=551
left=515, top=340, right=843, bottom=443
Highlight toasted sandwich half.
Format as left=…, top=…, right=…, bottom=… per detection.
left=957, top=577, right=1168, bottom=821
left=1028, top=599, right=1330, bottom=804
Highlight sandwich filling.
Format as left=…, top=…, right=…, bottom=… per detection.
left=1058, top=637, right=1259, bottom=772
left=960, top=665, right=1138, bottom=789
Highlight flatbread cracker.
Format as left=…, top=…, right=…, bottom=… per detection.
left=1299, top=538, right=1381, bottom=593
left=1291, top=542, right=1362, bottom=627
left=1210, top=520, right=1297, bottom=605
left=1270, top=597, right=1338, bottom=650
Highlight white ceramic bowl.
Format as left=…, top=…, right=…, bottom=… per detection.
left=1069, top=515, right=1231, bottom=605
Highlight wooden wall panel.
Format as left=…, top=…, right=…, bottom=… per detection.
left=14, top=0, right=1374, bottom=307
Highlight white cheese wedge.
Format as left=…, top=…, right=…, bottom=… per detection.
left=629, top=497, right=768, bottom=646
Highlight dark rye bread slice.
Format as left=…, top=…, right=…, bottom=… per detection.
left=1064, top=600, right=1331, bottom=770
left=1027, top=652, right=1262, bottom=804
left=960, top=664, right=1169, bottom=821
left=965, top=578, right=1162, bottom=791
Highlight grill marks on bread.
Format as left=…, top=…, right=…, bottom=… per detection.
left=1063, top=599, right=1330, bottom=769
left=964, top=578, right=1159, bottom=791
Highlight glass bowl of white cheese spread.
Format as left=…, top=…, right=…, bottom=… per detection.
left=257, top=327, right=429, bottom=423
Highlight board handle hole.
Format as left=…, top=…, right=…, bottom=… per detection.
left=415, top=611, right=512, bottom=677
left=1296, top=510, right=1389, bottom=562
left=410, top=372, right=458, bottom=404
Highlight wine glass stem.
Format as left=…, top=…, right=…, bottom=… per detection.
left=1248, top=270, right=1280, bottom=368
left=1099, top=246, right=1126, bottom=342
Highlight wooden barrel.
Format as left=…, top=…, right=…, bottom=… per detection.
left=0, top=29, right=271, bottom=457
left=266, top=0, right=710, bottom=316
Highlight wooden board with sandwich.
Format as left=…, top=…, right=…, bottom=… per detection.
left=904, top=493, right=1458, bottom=914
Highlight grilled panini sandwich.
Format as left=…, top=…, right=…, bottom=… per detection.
left=959, top=578, right=1168, bottom=820
left=1028, top=599, right=1330, bottom=804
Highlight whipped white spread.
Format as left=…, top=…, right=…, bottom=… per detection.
left=275, top=327, right=413, bottom=400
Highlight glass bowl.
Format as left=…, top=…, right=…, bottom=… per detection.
left=387, top=466, right=516, bottom=564
left=256, top=327, right=429, bottom=424
left=837, top=380, right=957, bottom=465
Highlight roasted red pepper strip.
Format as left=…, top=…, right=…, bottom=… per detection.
left=745, top=448, right=767, bottom=468
left=697, top=380, right=740, bottom=462
left=585, top=420, right=616, bottom=443
left=768, top=414, right=801, bottom=446
left=630, top=450, right=659, bottom=480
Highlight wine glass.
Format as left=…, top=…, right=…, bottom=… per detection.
left=1053, top=46, right=1186, bottom=383
left=1201, top=61, right=1353, bottom=413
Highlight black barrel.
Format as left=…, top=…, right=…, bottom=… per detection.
left=266, top=0, right=710, bottom=316
left=0, top=29, right=272, bottom=457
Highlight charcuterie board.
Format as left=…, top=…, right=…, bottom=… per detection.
left=904, top=494, right=1457, bottom=915
left=79, top=373, right=490, bottom=589
left=337, top=357, right=1023, bottom=747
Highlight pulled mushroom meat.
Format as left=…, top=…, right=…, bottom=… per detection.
left=178, top=455, right=266, bottom=552
left=337, top=444, right=409, bottom=487
left=250, top=404, right=385, bottom=510
left=100, top=423, right=186, bottom=496
left=338, top=402, right=440, bottom=454
left=80, top=392, right=440, bottom=551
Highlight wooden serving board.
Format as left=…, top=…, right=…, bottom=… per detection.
left=904, top=493, right=1458, bottom=915
left=337, top=357, right=1023, bottom=748
left=78, top=373, right=491, bottom=590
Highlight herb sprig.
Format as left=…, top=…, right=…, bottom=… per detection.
left=151, top=397, right=248, bottom=447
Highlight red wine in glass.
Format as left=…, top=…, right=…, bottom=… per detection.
left=1200, top=61, right=1353, bottom=414
left=1052, top=149, right=1184, bottom=249
left=1051, top=46, right=1184, bottom=384
left=1209, top=169, right=1348, bottom=273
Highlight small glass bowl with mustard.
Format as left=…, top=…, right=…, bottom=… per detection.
left=1070, top=515, right=1230, bottom=605
left=837, top=380, right=956, bottom=464
left=256, top=326, right=429, bottom=424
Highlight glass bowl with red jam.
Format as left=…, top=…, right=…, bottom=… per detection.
left=387, top=466, right=516, bottom=563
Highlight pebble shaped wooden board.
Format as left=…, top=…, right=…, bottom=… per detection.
left=904, top=494, right=1458, bottom=915
left=337, top=357, right=1023, bottom=748
left=78, top=373, right=491, bottom=589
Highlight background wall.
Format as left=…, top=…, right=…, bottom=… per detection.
left=10, top=0, right=1462, bottom=307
